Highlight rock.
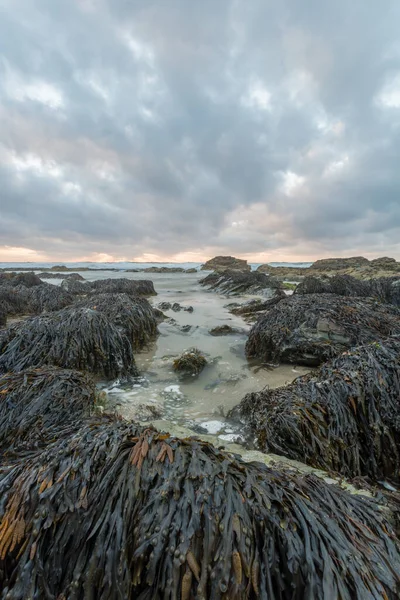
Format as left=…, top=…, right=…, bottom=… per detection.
left=180, top=324, right=192, bottom=333
left=310, top=257, right=370, bottom=271
left=0, top=272, right=42, bottom=287
left=172, top=348, right=207, bottom=377
left=370, top=256, right=399, bottom=269
left=38, top=272, right=85, bottom=280
left=245, top=294, right=400, bottom=366
left=60, top=278, right=90, bottom=294
left=209, top=325, right=240, bottom=336
left=90, top=278, right=157, bottom=297
left=0, top=307, right=138, bottom=378
left=171, top=302, right=181, bottom=312
left=157, top=302, right=172, bottom=310
left=200, top=270, right=283, bottom=296
left=183, top=305, right=194, bottom=313
left=232, top=337, right=400, bottom=481
left=201, top=255, right=251, bottom=272
left=50, top=265, right=69, bottom=271
left=185, top=268, right=197, bottom=273
left=143, top=267, right=185, bottom=273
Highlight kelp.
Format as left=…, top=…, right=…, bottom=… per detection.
left=296, top=274, right=400, bottom=306
left=0, top=367, right=97, bottom=460
left=75, top=293, right=158, bottom=350
left=0, top=273, right=42, bottom=288
left=90, top=278, right=157, bottom=297
left=234, top=337, right=400, bottom=481
left=173, top=348, right=207, bottom=376
left=246, top=293, right=400, bottom=366
left=0, top=416, right=400, bottom=599
left=61, top=278, right=91, bottom=294
left=200, top=270, right=283, bottom=296
left=230, top=293, right=286, bottom=320
left=0, top=287, right=29, bottom=318
left=0, top=307, right=138, bottom=378
left=23, top=283, right=74, bottom=313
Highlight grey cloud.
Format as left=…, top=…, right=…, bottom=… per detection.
left=0, top=0, right=400, bottom=261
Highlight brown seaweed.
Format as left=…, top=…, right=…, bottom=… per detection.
left=0, top=307, right=138, bottom=378
left=0, top=367, right=97, bottom=460
left=246, top=293, right=400, bottom=366
left=0, top=416, right=399, bottom=599
left=233, top=337, right=400, bottom=481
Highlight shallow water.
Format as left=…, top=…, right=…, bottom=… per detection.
left=66, top=270, right=311, bottom=439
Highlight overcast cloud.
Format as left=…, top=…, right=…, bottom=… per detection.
left=1, top=0, right=400, bottom=262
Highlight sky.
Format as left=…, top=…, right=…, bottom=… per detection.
left=1, top=0, right=400, bottom=263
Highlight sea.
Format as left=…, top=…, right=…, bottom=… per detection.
left=0, top=261, right=312, bottom=271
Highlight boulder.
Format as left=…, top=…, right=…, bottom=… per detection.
left=232, top=337, right=400, bottom=481
left=0, top=307, right=138, bottom=378
left=201, top=256, right=251, bottom=272
left=309, top=257, right=370, bottom=271
left=245, top=294, right=400, bottom=366
left=200, top=270, right=283, bottom=296
left=209, top=325, right=241, bottom=336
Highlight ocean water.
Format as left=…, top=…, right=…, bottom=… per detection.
left=0, top=261, right=313, bottom=271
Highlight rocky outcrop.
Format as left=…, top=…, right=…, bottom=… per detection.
left=245, top=294, right=400, bottom=366
left=142, top=266, right=185, bottom=273
left=232, top=337, right=400, bottom=481
left=257, top=256, right=400, bottom=282
left=201, top=255, right=251, bottom=272
left=200, top=270, right=284, bottom=296
left=90, top=278, right=156, bottom=297
left=38, top=272, right=85, bottom=280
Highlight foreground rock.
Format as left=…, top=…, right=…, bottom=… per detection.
left=296, top=274, right=400, bottom=306
left=0, top=282, right=74, bottom=320
left=200, top=270, right=283, bottom=296
left=173, top=347, right=207, bottom=377
left=246, top=294, right=400, bottom=366
left=0, top=307, right=138, bottom=378
left=75, top=293, right=158, bottom=350
left=233, top=338, right=400, bottom=481
left=0, top=367, right=97, bottom=460
left=201, top=255, right=251, bottom=272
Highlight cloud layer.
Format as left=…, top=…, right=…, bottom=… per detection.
left=1, top=0, right=400, bottom=262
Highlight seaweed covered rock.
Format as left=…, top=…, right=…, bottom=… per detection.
left=61, top=278, right=91, bottom=294
left=0, top=272, right=42, bottom=287
left=233, top=338, right=400, bottom=481
left=310, top=256, right=370, bottom=271
left=201, top=255, right=251, bottom=272
left=200, top=270, right=283, bottom=296
left=173, top=348, right=207, bottom=376
left=209, top=325, right=240, bottom=336
left=230, top=293, right=286, bottom=320
left=0, top=311, right=5, bottom=328
left=23, top=282, right=74, bottom=312
left=0, top=367, right=97, bottom=459
left=38, top=272, right=85, bottom=280
left=75, top=293, right=158, bottom=350
left=0, top=417, right=400, bottom=599
left=246, top=294, right=400, bottom=366
left=0, top=286, right=30, bottom=317
left=0, top=307, right=138, bottom=378
left=296, top=274, right=400, bottom=306
left=90, top=278, right=156, bottom=297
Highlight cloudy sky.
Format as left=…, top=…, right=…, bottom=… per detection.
left=1, top=0, right=400, bottom=263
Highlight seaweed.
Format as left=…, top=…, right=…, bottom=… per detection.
left=0, top=416, right=399, bottom=599
left=200, top=270, right=283, bottom=296
left=0, top=273, right=42, bottom=288
left=0, top=287, right=30, bottom=318
left=246, top=293, right=400, bottom=366
left=90, top=278, right=157, bottom=297
left=0, top=367, right=97, bottom=460
left=234, top=337, right=400, bottom=481
left=296, top=274, right=400, bottom=306
left=0, top=307, right=138, bottom=378
left=75, top=293, right=158, bottom=350
left=61, top=278, right=91, bottom=295
left=23, top=283, right=74, bottom=313
left=173, top=348, right=207, bottom=377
